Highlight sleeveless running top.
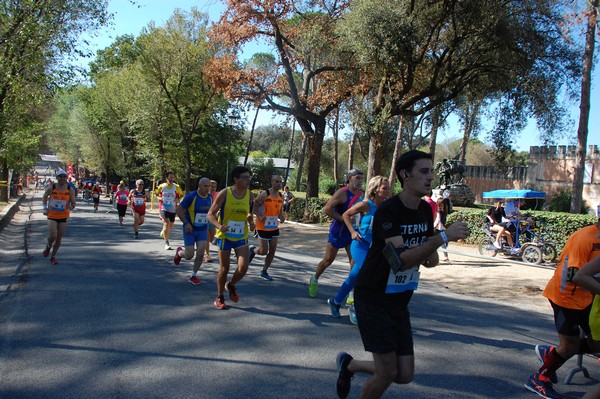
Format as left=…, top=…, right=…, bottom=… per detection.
left=330, top=187, right=363, bottom=236
left=256, top=190, right=283, bottom=231
left=47, top=184, right=72, bottom=219
left=131, top=190, right=147, bottom=213
left=157, top=183, right=182, bottom=213
left=215, top=187, right=251, bottom=241
left=356, top=199, right=377, bottom=245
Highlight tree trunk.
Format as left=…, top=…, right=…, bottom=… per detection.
left=367, top=133, right=383, bottom=183
left=295, top=131, right=308, bottom=192
left=332, top=108, right=339, bottom=183
left=184, top=132, right=192, bottom=193
left=348, top=122, right=357, bottom=172
left=305, top=125, right=325, bottom=199
left=459, top=98, right=482, bottom=163
left=0, top=159, right=8, bottom=202
left=285, top=118, right=296, bottom=185
left=428, top=106, right=441, bottom=161
left=244, top=107, right=260, bottom=167
left=388, top=116, right=405, bottom=189
left=570, top=0, right=597, bottom=214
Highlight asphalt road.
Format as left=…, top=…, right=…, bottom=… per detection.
left=0, top=192, right=598, bottom=398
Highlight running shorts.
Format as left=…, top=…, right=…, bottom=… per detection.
left=550, top=299, right=592, bottom=337
left=183, top=227, right=208, bottom=247
left=256, top=229, right=280, bottom=240
left=214, top=238, right=248, bottom=251
left=355, top=294, right=414, bottom=356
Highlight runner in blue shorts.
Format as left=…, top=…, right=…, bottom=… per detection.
left=207, top=166, right=255, bottom=310
left=308, top=168, right=364, bottom=298
left=327, top=175, right=390, bottom=323
left=173, top=177, right=212, bottom=285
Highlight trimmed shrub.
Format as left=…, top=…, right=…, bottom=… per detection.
left=447, top=209, right=597, bottom=252
left=288, top=197, right=330, bottom=223
left=548, top=188, right=590, bottom=214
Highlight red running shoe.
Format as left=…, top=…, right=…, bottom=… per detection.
left=173, top=247, right=183, bottom=265
left=189, top=276, right=201, bottom=285
left=214, top=296, right=227, bottom=310
left=225, top=281, right=239, bottom=303
left=43, top=246, right=50, bottom=257
left=49, top=257, right=58, bottom=265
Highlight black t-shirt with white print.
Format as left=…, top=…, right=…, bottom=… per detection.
left=355, top=195, right=434, bottom=305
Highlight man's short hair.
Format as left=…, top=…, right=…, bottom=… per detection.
left=231, top=166, right=251, bottom=180
left=395, top=150, right=432, bottom=187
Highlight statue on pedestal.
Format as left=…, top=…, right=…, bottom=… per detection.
left=434, top=159, right=474, bottom=207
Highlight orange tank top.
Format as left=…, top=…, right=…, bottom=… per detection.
left=47, top=185, right=72, bottom=219
left=256, top=191, right=283, bottom=231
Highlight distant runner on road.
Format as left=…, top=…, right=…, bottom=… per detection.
left=42, top=169, right=77, bottom=265
left=129, top=179, right=149, bottom=239
left=156, top=171, right=184, bottom=250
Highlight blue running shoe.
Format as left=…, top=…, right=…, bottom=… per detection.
left=249, top=245, right=256, bottom=264
left=535, top=345, right=558, bottom=384
left=348, top=304, right=358, bottom=325
left=524, top=373, right=563, bottom=399
left=328, top=298, right=341, bottom=318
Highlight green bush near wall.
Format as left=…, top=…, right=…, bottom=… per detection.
left=447, top=209, right=597, bottom=252
left=288, top=197, right=330, bottom=224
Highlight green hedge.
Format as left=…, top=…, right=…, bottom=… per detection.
left=288, top=197, right=330, bottom=224
left=447, top=209, right=597, bottom=252
left=287, top=195, right=597, bottom=252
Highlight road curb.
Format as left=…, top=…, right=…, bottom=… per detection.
left=0, top=193, right=25, bottom=231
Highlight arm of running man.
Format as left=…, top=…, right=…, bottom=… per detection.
left=252, top=190, right=268, bottom=222
left=323, top=188, right=346, bottom=223
left=572, top=256, right=600, bottom=295
left=278, top=200, right=286, bottom=224
left=385, top=220, right=468, bottom=270
left=176, top=203, right=193, bottom=233
left=207, top=189, right=228, bottom=233
left=247, top=191, right=255, bottom=231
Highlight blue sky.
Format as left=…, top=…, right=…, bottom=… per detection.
left=82, top=0, right=599, bottom=153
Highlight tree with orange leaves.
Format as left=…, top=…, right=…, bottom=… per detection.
left=207, top=0, right=357, bottom=211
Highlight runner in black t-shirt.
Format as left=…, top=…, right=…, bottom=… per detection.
left=334, top=150, right=468, bottom=399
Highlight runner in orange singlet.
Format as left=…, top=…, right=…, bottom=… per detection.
left=42, top=169, right=77, bottom=265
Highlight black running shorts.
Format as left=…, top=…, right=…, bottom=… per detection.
left=355, top=294, right=414, bottom=356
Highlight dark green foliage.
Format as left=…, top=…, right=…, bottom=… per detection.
left=248, top=158, right=277, bottom=191
left=288, top=197, right=330, bottom=224
left=319, top=177, right=340, bottom=196
left=548, top=188, right=590, bottom=214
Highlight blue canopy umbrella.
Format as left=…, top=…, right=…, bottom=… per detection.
left=482, top=189, right=546, bottom=199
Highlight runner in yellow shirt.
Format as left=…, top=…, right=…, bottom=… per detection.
left=155, top=171, right=184, bottom=250
left=207, top=166, right=255, bottom=310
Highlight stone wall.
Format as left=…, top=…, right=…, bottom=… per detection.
left=463, top=145, right=600, bottom=212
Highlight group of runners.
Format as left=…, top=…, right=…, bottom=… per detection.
left=39, top=152, right=600, bottom=399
